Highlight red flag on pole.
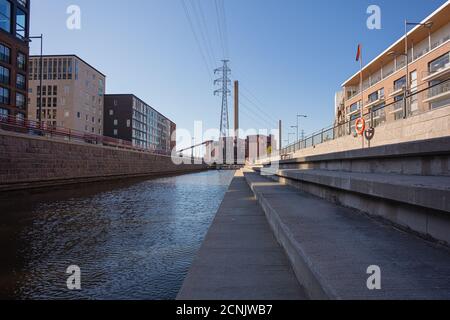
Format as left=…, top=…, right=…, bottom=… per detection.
left=356, top=44, right=362, bottom=62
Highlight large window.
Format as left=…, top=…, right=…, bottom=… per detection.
left=0, top=106, right=8, bottom=119
left=0, top=43, right=10, bottom=63
left=17, top=52, right=26, bottom=71
left=16, top=92, right=24, bottom=109
left=0, top=0, right=11, bottom=33
left=368, top=88, right=384, bottom=103
left=0, top=86, right=9, bottom=105
left=0, top=65, right=9, bottom=85
left=17, top=0, right=27, bottom=8
left=394, top=76, right=406, bottom=91
left=16, top=73, right=25, bottom=89
left=349, top=101, right=360, bottom=113
left=429, top=52, right=450, bottom=74
left=15, top=8, right=26, bottom=39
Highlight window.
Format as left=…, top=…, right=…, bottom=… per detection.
left=16, top=93, right=25, bottom=109
left=109, top=109, right=114, bottom=116
left=53, top=97, right=57, bottom=107
left=394, top=76, right=406, bottom=91
left=0, top=107, right=8, bottom=119
left=16, top=112, right=24, bottom=122
left=126, top=119, right=131, bottom=128
left=0, top=0, right=11, bottom=33
left=77, top=112, right=80, bottom=118
left=0, top=86, right=9, bottom=104
left=372, top=103, right=386, bottom=127
left=16, top=73, right=25, bottom=89
left=368, top=88, right=384, bottom=103
left=0, top=65, right=9, bottom=85
left=0, top=43, right=10, bottom=63
left=429, top=52, right=450, bottom=74
left=53, top=85, right=57, bottom=95
left=15, top=8, right=27, bottom=39
left=114, top=119, right=118, bottom=126
left=349, top=101, right=360, bottom=113
left=410, top=71, right=417, bottom=90
left=17, top=52, right=26, bottom=71
left=17, top=0, right=27, bottom=8
left=113, top=129, right=118, bottom=136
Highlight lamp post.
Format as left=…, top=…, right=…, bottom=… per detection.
left=388, top=20, right=432, bottom=118
left=293, top=114, right=307, bottom=142
left=25, top=34, right=43, bottom=125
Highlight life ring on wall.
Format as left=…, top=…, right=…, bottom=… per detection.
left=355, top=118, right=366, bottom=136
left=365, top=127, right=375, bottom=141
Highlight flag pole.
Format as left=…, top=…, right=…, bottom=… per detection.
left=359, top=44, right=365, bottom=148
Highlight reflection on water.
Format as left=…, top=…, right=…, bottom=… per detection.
left=0, top=170, right=235, bottom=300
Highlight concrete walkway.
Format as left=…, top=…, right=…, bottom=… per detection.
left=245, top=171, right=450, bottom=300
left=177, top=170, right=307, bottom=300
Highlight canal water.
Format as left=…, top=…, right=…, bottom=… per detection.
left=0, top=170, right=235, bottom=300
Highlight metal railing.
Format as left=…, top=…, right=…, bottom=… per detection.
left=428, top=80, right=450, bottom=98
left=0, top=115, right=173, bottom=156
left=280, top=77, right=450, bottom=157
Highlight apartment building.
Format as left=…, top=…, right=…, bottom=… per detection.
left=0, top=0, right=30, bottom=121
left=28, top=55, right=106, bottom=135
left=103, top=94, right=176, bottom=153
left=336, top=2, right=450, bottom=132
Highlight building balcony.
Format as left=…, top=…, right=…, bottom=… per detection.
left=422, top=64, right=450, bottom=82
left=365, top=95, right=385, bottom=109
left=389, top=84, right=406, bottom=98
left=347, top=107, right=361, bottom=118
left=423, top=81, right=450, bottom=103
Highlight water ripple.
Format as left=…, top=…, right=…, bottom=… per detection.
left=0, top=170, right=235, bottom=300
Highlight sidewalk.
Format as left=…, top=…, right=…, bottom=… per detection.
left=177, top=170, right=307, bottom=300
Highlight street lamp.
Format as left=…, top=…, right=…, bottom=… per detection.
left=388, top=21, right=433, bottom=95
left=292, top=114, right=307, bottom=142
left=25, top=34, right=44, bottom=125
left=388, top=21, right=432, bottom=119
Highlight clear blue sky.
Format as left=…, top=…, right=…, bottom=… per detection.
left=30, top=0, right=447, bottom=148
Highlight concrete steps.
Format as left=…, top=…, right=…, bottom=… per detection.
left=259, top=167, right=450, bottom=245
left=244, top=171, right=450, bottom=300
left=261, top=169, right=450, bottom=212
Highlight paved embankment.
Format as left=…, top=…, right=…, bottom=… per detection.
left=244, top=171, right=450, bottom=300
left=0, top=130, right=207, bottom=191
left=177, top=170, right=307, bottom=300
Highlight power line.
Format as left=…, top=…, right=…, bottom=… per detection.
left=214, top=0, right=226, bottom=59
left=240, top=100, right=278, bottom=129
left=239, top=105, right=272, bottom=130
left=190, top=0, right=216, bottom=69
left=240, top=92, right=278, bottom=126
left=219, top=0, right=230, bottom=58
left=195, top=0, right=218, bottom=63
left=181, top=0, right=214, bottom=83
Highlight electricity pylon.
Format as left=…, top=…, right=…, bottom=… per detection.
left=214, top=60, right=231, bottom=138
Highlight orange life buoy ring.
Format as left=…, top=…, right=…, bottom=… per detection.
left=355, top=118, right=366, bottom=136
